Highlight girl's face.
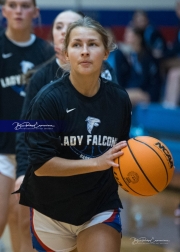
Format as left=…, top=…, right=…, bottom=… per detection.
left=124, top=28, right=141, bottom=50
left=53, top=11, right=82, bottom=52
left=2, top=0, right=39, bottom=31
left=133, top=13, right=148, bottom=30
left=66, top=27, right=109, bottom=76
left=176, top=2, right=180, bottom=19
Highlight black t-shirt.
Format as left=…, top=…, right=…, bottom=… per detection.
left=16, top=59, right=118, bottom=177
left=0, top=32, right=55, bottom=154
left=19, top=73, right=132, bottom=225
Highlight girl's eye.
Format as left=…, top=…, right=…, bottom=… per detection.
left=56, top=25, right=63, bottom=30
left=9, top=3, right=16, bottom=8
left=8, top=3, right=31, bottom=9
left=89, top=43, right=96, bottom=46
left=73, top=43, right=81, bottom=47
left=22, top=4, right=31, bottom=8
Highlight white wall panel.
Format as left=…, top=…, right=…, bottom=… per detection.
left=80, top=0, right=177, bottom=10
left=36, top=0, right=178, bottom=10
left=37, top=0, right=76, bottom=9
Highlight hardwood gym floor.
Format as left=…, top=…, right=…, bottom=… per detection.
left=2, top=183, right=180, bottom=252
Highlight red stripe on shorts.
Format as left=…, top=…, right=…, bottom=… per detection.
left=104, top=209, right=117, bottom=223
left=31, top=208, right=55, bottom=252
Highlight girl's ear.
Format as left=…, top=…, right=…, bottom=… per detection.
left=2, top=6, right=7, bottom=19
left=65, top=51, right=69, bottom=61
left=103, top=50, right=109, bottom=60
left=33, top=7, right=40, bottom=19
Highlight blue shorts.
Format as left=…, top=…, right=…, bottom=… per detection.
left=30, top=208, right=122, bottom=252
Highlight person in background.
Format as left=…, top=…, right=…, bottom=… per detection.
left=0, top=0, right=54, bottom=251
left=162, top=1, right=180, bottom=108
left=120, top=26, right=161, bottom=107
left=15, top=9, right=117, bottom=252
left=162, top=66, right=180, bottom=108
left=106, top=28, right=130, bottom=86
left=131, top=10, right=167, bottom=59
left=17, top=16, right=132, bottom=252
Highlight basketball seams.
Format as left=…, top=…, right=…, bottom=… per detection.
left=134, top=137, right=169, bottom=187
left=127, top=140, right=159, bottom=193
left=117, top=154, right=146, bottom=196
left=113, top=136, right=174, bottom=197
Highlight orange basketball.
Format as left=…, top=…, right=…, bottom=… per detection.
left=113, top=136, right=175, bottom=196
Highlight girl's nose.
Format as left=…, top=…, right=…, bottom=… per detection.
left=16, top=5, right=22, bottom=13
left=81, top=44, right=89, bottom=55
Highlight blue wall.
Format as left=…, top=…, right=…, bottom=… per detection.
left=39, top=9, right=178, bottom=27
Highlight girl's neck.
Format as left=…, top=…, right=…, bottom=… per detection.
left=69, top=73, right=101, bottom=97
left=57, top=51, right=67, bottom=66
left=58, top=58, right=67, bottom=66
left=5, top=28, right=32, bottom=42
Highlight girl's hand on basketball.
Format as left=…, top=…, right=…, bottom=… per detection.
left=95, top=141, right=127, bottom=171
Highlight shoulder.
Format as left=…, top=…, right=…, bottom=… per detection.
left=32, top=59, right=57, bottom=79
left=26, top=77, right=64, bottom=121
left=102, top=79, right=132, bottom=113
left=30, top=59, right=62, bottom=86
left=33, top=36, right=54, bottom=55
left=0, top=31, right=5, bottom=44
left=34, top=36, right=52, bottom=46
left=32, top=74, right=67, bottom=106
left=26, top=77, right=65, bottom=119
left=102, top=78, right=130, bottom=100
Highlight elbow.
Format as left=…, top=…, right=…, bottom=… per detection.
left=34, top=169, right=42, bottom=176
left=34, top=164, right=45, bottom=176
left=34, top=158, right=54, bottom=176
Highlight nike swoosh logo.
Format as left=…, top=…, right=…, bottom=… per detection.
left=2, top=53, right=13, bottom=59
left=66, top=108, right=76, bottom=113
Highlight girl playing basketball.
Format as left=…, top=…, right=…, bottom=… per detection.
left=16, top=10, right=117, bottom=187
left=18, top=16, right=132, bottom=252
left=15, top=11, right=118, bottom=251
